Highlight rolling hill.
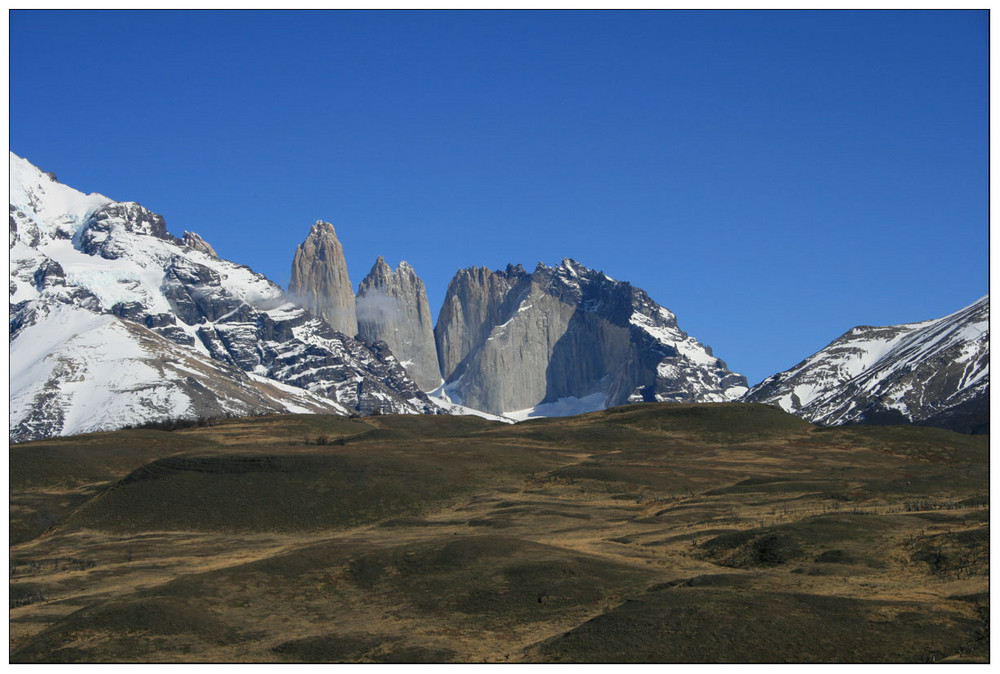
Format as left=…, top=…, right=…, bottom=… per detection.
left=9, top=403, right=989, bottom=663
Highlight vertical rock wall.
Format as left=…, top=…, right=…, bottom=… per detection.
left=357, top=256, right=442, bottom=391
left=288, top=221, right=358, bottom=337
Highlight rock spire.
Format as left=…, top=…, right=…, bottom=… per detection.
left=357, top=256, right=442, bottom=391
left=288, top=221, right=357, bottom=337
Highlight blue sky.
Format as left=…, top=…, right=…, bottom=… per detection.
left=10, top=10, right=988, bottom=386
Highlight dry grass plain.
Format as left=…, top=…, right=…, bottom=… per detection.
left=9, top=402, right=989, bottom=663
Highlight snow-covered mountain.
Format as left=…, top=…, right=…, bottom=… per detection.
left=743, top=296, right=989, bottom=433
left=9, top=152, right=434, bottom=442
left=433, top=259, right=748, bottom=419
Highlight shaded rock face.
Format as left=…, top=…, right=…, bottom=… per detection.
left=162, top=256, right=247, bottom=325
left=743, top=296, right=989, bottom=433
left=288, top=221, right=358, bottom=337
left=356, top=257, right=442, bottom=391
left=434, top=259, right=748, bottom=416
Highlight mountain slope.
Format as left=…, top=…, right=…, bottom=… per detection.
left=9, top=152, right=434, bottom=442
left=10, top=303, right=346, bottom=442
left=743, top=296, right=989, bottom=433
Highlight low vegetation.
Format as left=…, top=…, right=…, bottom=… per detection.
left=9, top=402, right=989, bottom=663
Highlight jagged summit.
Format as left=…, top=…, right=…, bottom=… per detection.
left=356, top=256, right=441, bottom=391
left=288, top=220, right=357, bottom=337
left=182, top=230, right=218, bottom=258
left=11, top=150, right=986, bottom=437
left=363, top=255, right=394, bottom=281
left=433, top=259, right=747, bottom=418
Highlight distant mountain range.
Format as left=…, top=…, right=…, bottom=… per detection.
left=8, top=151, right=989, bottom=440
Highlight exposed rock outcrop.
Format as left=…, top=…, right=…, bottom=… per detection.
left=356, top=256, right=442, bottom=391
left=182, top=230, right=218, bottom=258
left=288, top=221, right=357, bottom=337
left=434, top=258, right=748, bottom=417
left=76, top=202, right=178, bottom=259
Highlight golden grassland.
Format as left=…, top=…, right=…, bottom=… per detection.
left=9, top=403, right=989, bottom=663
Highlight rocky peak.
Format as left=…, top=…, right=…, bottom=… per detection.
left=93, top=202, right=172, bottom=238
left=75, top=202, right=177, bottom=259
left=557, top=257, right=587, bottom=276
left=288, top=220, right=358, bottom=337
left=182, top=230, right=219, bottom=258
left=356, top=257, right=441, bottom=391
left=435, top=258, right=747, bottom=416
left=364, top=255, right=394, bottom=282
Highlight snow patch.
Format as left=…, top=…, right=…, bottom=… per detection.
left=506, top=391, right=608, bottom=421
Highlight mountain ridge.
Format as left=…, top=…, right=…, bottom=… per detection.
left=8, top=150, right=988, bottom=438
left=743, top=295, right=989, bottom=433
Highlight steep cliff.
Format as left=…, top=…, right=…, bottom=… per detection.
left=356, top=256, right=441, bottom=391
left=434, top=259, right=747, bottom=417
left=433, top=264, right=531, bottom=384
left=288, top=221, right=358, bottom=337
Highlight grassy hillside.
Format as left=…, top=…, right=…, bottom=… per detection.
left=9, top=403, right=989, bottom=663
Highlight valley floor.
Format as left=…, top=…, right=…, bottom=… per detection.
left=9, top=403, right=990, bottom=663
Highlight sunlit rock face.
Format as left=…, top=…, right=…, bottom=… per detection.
left=434, top=258, right=747, bottom=417
left=288, top=220, right=358, bottom=337
left=357, top=256, right=441, bottom=391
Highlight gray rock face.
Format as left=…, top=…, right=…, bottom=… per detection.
left=288, top=221, right=357, bottom=337
left=434, top=258, right=748, bottom=416
left=434, top=264, right=531, bottom=383
left=357, top=257, right=442, bottom=391
left=743, top=296, right=989, bottom=433
left=162, top=256, right=244, bottom=325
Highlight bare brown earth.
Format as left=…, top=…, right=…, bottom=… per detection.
left=9, top=403, right=989, bottom=663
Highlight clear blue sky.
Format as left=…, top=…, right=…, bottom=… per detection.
left=11, top=10, right=988, bottom=387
